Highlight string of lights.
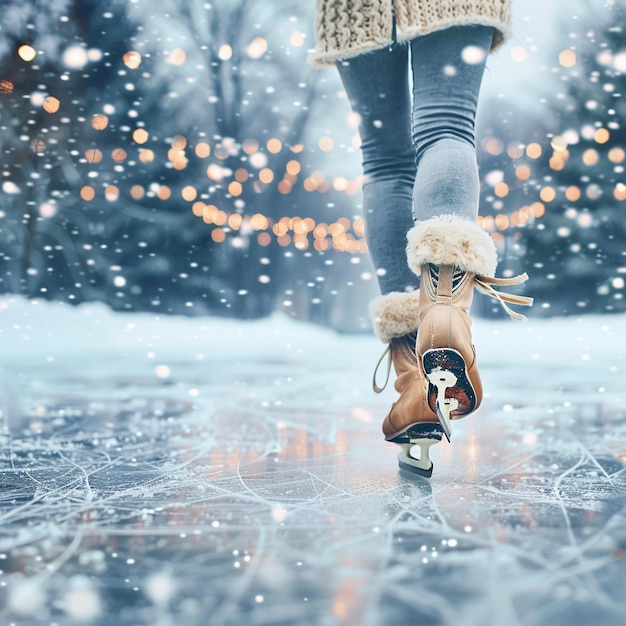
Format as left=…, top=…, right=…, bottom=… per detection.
left=12, top=39, right=626, bottom=256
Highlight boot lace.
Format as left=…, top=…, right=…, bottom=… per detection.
left=372, top=272, right=533, bottom=392
left=474, top=273, right=534, bottom=320
left=372, top=332, right=416, bottom=393
left=425, top=264, right=533, bottom=320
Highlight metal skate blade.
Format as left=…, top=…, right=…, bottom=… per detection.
left=427, top=369, right=457, bottom=442
left=398, top=441, right=437, bottom=478
left=398, top=456, right=433, bottom=478
left=435, top=398, right=453, bottom=442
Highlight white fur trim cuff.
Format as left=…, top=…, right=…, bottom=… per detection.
left=369, top=291, right=420, bottom=343
left=406, top=216, right=497, bottom=277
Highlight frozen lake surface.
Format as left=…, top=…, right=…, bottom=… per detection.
left=0, top=297, right=625, bottom=625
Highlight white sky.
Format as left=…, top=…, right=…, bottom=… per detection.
left=483, top=0, right=585, bottom=105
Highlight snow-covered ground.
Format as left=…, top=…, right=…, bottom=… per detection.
left=0, top=296, right=625, bottom=625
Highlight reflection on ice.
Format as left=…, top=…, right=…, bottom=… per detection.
left=0, top=299, right=625, bottom=625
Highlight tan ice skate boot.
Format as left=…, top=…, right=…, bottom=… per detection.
left=406, top=216, right=533, bottom=439
left=371, top=291, right=445, bottom=477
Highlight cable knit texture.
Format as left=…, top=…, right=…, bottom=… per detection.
left=311, top=0, right=510, bottom=65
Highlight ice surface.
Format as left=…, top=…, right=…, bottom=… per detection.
left=0, top=297, right=625, bottom=625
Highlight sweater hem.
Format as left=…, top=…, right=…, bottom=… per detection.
left=309, top=38, right=395, bottom=67
left=397, top=19, right=510, bottom=52
left=310, top=19, right=510, bottom=66
left=311, top=0, right=512, bottom=66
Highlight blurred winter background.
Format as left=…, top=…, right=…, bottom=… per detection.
left=0, top=0, right=623, bottom=329
left=2, top=3, right=626, bottom=626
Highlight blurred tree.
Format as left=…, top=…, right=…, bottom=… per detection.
left=513, top=0, right=626, bottom=315
left=525, top=0, right=626, bottom=314
left=471, top=0, right=626, bottom=316
left=0, top=0, right=373, bottom=328
left=0, top=0, right=82, bottom=297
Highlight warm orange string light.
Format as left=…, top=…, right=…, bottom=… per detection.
left=78, top=79, right=614, bottom=247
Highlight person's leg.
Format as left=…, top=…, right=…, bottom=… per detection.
left=405, top=25, right=531, bottom=439
left=407, top=26, right=495, bottom=434
left=410, top=26, right=494, bottom=223
left=338, top=44, right=439, bottom=477
left=336, top=44, right=418, bottom=294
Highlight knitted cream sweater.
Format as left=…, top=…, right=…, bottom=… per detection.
left=311, top=0, right=511, bottom=65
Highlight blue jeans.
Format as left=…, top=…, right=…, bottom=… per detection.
left=336, top=26, right=494, bottom=294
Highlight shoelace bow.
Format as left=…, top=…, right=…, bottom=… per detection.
left=372, top=272, right=533, bottom=392
left=474, top=272, right=534, bottom=321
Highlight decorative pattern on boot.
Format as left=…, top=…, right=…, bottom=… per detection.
left=427, top=264, right=468, bottom=296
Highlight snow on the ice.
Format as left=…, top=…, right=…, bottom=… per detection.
left=0, top=294, right=623, bottom=371
left=1, top=293, right=623, bottom=442
left=0, top=295, right=624, bottom=626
